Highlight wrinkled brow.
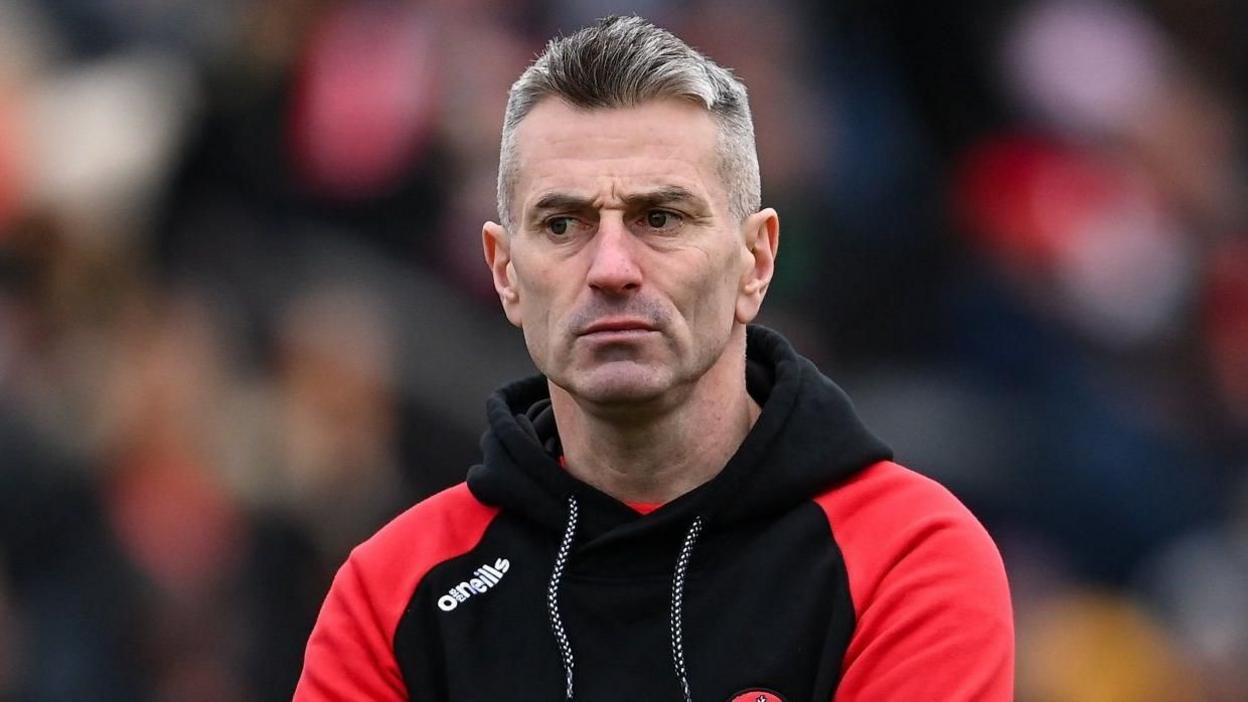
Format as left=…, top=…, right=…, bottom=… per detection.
left=529, top=186, right=707, bottom=216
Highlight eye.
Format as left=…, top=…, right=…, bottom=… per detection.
left=545, top=216, right=574, bottom=236
left=643, top=210, right=682, bottom=231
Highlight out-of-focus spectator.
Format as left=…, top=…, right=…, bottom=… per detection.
left=1137, top=491, right=1248, bottom=702
left=1018, top=589, right=1202, bottom=702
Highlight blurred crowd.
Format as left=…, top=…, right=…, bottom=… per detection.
left=0, top=0, right=1244, bottom=700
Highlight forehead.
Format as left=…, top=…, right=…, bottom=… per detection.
left=511, top=98, right=725, bottom=210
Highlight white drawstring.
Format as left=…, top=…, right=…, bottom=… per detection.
left=547, top=495, right=579, bottom=699
left=671, top=516, right=704, bottom=702
left=547, top=495, right=705, bottom=701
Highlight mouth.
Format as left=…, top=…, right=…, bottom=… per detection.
left=578, top=318, right=658, bottom=337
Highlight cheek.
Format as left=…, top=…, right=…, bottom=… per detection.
left=667, top=246, right=742, bottom=337
left=517, top=266, right=572, bottom=331
left=519, top=323, right=548, bottom=371
left=516, top=292, right=555, bottom=374
left=698, top=246, right=744, bottom=310
left=515, top=274, right=550, bottom=330
left=511, top=256, right=572, bottom=359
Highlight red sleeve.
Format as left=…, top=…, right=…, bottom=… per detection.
left=817, top=461, right=1014, bottom=701
left=294, top=483, right=499, bottom=701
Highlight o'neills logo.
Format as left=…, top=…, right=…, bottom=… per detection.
left=436, top=558, right=510, bottom=612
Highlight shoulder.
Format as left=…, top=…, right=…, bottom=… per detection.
left=341, top=481, right=500, bottom=633
left=350, top=482, right=500, bottom=578
left=294, top=484, right=500, bottom=701
left=814, top=461, right=1003, bottom=592
left=815, top=459, right=977, bottom=524
left=814, top=460, right=1008, bottom=612
left=815, top=461, right=1015, bottom=700
left=325, top=481, right=500, bottom=637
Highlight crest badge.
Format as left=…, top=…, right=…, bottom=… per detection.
left=729, top=690, right=786, bottom=702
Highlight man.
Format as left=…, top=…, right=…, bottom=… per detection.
left=296, top=16, right=1012, bottom=701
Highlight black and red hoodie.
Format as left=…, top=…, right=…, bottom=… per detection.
left=295, top=326, right=1014, bottom=701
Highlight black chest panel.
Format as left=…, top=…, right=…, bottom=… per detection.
left=395, top=503, right=854, bottom=701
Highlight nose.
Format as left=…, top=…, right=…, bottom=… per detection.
left=585, top=216, right=642, bottom=295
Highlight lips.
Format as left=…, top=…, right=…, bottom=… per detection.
left=578, top=318, right=657, bottom=335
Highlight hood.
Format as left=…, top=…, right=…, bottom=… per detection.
left=466, top=325, right=892, bottom=540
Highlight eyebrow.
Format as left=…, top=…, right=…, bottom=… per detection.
left=528, top=186, right=708, bottom=217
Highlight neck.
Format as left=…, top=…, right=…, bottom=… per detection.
left=550, top=326, right=760, bottom=504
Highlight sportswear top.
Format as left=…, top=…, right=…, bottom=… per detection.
left=295, top=326, right=1014, bottom=700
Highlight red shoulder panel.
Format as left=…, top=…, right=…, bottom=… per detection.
left=294, top=483, right=499, bottom=701
left=816, top=461, right=1014, bottom=701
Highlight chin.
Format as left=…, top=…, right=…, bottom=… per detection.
left=562, top=363, right=674, bottom=407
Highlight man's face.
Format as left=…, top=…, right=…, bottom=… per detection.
left=484, top=98, right=775, bottom=409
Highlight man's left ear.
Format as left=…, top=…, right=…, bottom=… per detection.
left=736, top=207, right=780, bottom=324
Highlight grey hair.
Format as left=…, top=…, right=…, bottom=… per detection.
left=496, top=15, right=761, bottom=229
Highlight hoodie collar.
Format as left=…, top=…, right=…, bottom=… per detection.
left=467, top=325, right=891, bottom=537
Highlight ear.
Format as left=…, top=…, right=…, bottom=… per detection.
left=482, top=221, right=523, bottom=327
left=735, top=207, right=779, bottom=324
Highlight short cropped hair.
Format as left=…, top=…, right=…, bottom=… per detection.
left=496, top=15, right=761, bottom=229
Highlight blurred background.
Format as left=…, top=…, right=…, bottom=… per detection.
left=0, top=0, right=1244, bottom=699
